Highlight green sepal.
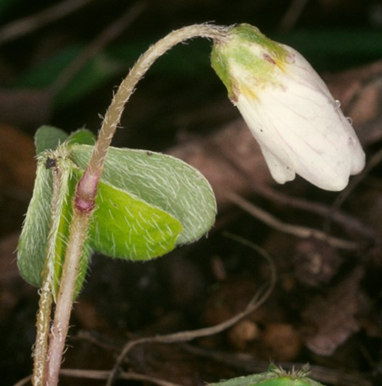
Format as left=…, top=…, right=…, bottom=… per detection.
left=211, top=24, right=287, bottom=101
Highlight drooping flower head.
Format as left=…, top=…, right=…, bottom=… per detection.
left=211, top=24, right=365, bottom=191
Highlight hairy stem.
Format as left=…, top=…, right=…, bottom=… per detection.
left=32, top=276, right=53, bottom=386
left=42, top=23, right=228, bottom=385
left=45, top=211, right=91, bottom=385
left=76, top=23, right=228, bottom=210
left=32, top=166, right=66, bottom=386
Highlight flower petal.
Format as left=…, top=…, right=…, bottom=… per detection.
left=236, top=74, right=365, bottom=190
left=259, top=144, right=295, bottom=184
left=211, top=23, right=366, bottom=191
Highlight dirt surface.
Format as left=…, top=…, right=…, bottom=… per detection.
left=1, top=1, right=381, bottom=385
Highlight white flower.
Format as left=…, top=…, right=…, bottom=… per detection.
left=211, top=24, right=365, bottom=191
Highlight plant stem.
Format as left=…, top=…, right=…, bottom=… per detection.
left=32, top=165, right=67, bottom=386
left=32, top=275, right=53, bottom=386
left=45, top=211, right=91, bottom=385
left=42, top=23, right=228, bottom=385
left=76, top=23, right=228, bottom=210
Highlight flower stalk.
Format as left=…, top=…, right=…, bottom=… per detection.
left=40, top=24, right=228, bottom=385
left=76, top=24, right=228, bottom=211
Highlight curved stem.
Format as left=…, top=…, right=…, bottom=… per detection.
left=75, top=23, right=228, bottom=210
left=91, top=23, right=227, bottom=173
left=42, top=24, right=228, bottom=385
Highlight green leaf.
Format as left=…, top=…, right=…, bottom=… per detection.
left=18, top=131, right=216, bottom=295
left=66, top=128, right=96, bottom=146
left=70, top=145, right=217, bottom=246
left=89, top=173, right=183, bottom=260
left=17, top=155, right=92, bottom=298
left=18, top=129, right=94, bottom=296
left=17, top=162, right=53, bottom=287
left=34, top=125, right=68, bottom=155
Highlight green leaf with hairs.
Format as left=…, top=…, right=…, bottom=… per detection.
left=70, top=167, right=182, bottom=260
left=18, top=160, right=54, bottom=287
left=70, top=144, right=216, bottom=247
left=18, top=125, right=216, bottom=297
left=66, top=128, right=96, bottom=146
left=18, top=128, right=95, bottom=298
left=34, top=125, right=68, bottom=155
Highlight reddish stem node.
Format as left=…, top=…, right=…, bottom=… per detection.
left=74, top=169, right=101, bottom=213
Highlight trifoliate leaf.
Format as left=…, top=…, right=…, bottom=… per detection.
left=18, top=126, right=216, bottom=297
left=70, top=145, right=216, bottom=246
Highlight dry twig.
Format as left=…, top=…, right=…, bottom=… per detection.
left=60, top=368, right=181, bottom=386
left=226, top=191, right=362, bottom=250
left=15, top=369, right=181, bottom=386
left=249, top=182, right=378, bottom=242
left=105, top=238, right=276, bottom=385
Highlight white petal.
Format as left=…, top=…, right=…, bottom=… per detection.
left=213, top=25, right=365, bottom=191
left=338, top=114, right=366, bottom=175
left=259, top=145, right=295, bottom=184
left=282, top=45, right=334, bottom=100
left=236, top=77, right=365, bottom=191
left=282, top=46, right=365, bottom=176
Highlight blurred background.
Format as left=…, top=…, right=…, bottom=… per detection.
left=1, top=1, right=382, bottom=385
